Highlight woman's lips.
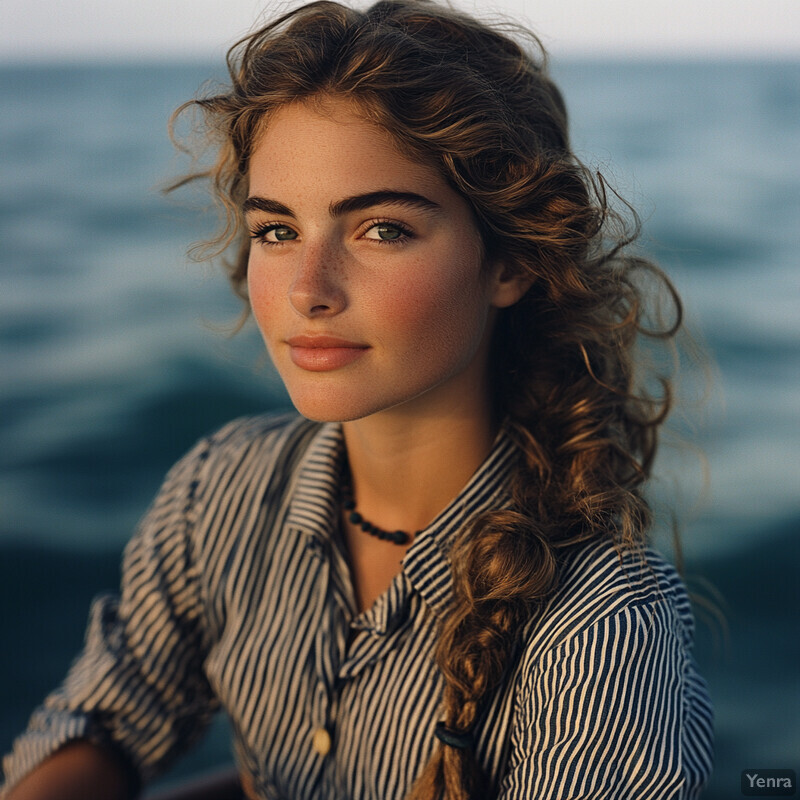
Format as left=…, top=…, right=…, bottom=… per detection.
left=286, top=335, right=370, bottom=372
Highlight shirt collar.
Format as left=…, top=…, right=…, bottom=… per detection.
left=284, top=418, right=519, bottom=617
left=401, top=425, right=519, bottom=615
left=283, top=420, right=345, bottom=539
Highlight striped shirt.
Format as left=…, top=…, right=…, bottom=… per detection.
left=2, top=414, right=714, bottom=799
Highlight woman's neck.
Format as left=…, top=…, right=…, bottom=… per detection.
left=341, top=407, right=498, bottom=538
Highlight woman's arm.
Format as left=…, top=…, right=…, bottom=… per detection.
left=2, top=435, right=220, bottom=796
left=4, top=741, right=136, bottom=800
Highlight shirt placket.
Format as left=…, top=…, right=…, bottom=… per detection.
left=307, top=534, right=357, bottom=795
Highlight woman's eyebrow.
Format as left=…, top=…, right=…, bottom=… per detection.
left=330, top=190, right=441, bottom=216
left=242, top=190, right=440, bottom=217
left=242, top=196, right=293, bottom=216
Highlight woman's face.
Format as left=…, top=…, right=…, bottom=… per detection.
left=245, top=97, right=523, bottom=423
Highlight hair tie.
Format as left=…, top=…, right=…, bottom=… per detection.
left=434, top=721, right=474, bottom=750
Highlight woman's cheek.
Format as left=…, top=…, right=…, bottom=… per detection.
left=378, top=268, right=486, bottom=363
left=373, top=272, right=446, bottom=337
left=248, top=267, right=278, bottom=328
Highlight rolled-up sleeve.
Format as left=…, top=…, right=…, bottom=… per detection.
left=2, top=436, right=219, bottom=794
left=498, top=601, right=712, bottom=799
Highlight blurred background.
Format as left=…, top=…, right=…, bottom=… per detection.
left=1, top=1, right=798, bottom=797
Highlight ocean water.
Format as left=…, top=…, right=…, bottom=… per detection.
left=1, top=61, right=798, bottom=797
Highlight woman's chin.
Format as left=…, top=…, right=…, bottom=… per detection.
left=286, top=387, right=383, bottom=424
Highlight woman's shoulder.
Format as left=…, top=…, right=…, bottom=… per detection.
left=519, top=537, right=696, bottom=664
left=501, top=539, right=714, bottom=797
left=143, top=412, right=324, bottom=533
left=506, top=539, right=714, bottom=795
left=176, top=412, right=322, bottom=480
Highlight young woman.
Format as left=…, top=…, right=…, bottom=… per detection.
left=2, top=1, right=714, bottom=798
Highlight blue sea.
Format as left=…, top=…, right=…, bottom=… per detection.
left=1, top=61, right=798, bottom=797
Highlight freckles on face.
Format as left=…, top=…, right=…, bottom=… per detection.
left=244, top=97, right=500, bottom=422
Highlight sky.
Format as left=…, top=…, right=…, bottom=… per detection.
left=2, top=0, right=799, bottom=62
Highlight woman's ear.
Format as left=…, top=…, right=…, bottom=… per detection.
left=488, top=260, right=534, bottom=309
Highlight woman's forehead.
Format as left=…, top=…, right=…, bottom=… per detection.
left=248, top=97, right=444, bottom=193
left=250, top=93, right=436, bottom=169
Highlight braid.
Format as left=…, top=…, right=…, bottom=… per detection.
left=407, top=506, right=558, bottom=800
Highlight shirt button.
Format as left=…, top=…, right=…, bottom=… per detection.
left=312, top=727, right=332, bottom=756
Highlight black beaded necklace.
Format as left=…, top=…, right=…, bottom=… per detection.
left=340, top=474, right=413, bottom=545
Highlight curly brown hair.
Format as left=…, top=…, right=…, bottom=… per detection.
left=171, top=1, right=683, bottom=797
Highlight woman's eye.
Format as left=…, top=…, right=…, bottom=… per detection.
left=250, top=224, right=298, bottom=243
left=363, top=223, right=408, bottom=242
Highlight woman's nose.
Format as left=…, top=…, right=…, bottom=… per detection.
left=288, top=242, right=348, bottom=318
